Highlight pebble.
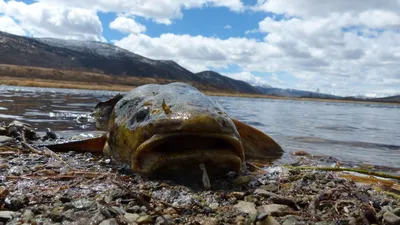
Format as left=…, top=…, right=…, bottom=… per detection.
left=155, top=215, right=173, bottom=225
left=260, top=184, right=279, bottom=192
left=22, top=209, right=34, bottom=222
left=281, top=215, right=304, bottom=225
left=392, top=207, right=400, bottom=217
left=232, top=192, right=246, bottom=200
left=136, top=215, right=152, bottom=224
left=99, top=218, right=118, bottom=225
left=0, top=211, right=21, bottom=221
left=326, top=181, right=336, bottom=188
left=0, top=135, right=13, bottom=144
left=209, top=203, right=219, bottom=210
left=163, top=207, right=177, bottom=215
left=233, top=201, right=257, bottom=223
left=124, top=213, right=140, bottom=222
left=257, top=204, right=290, bottom=217
left=254, top=189, right=277, bottom=197
left=256, top=216, right=280, bottom=225
left=383, top=211, right=400, bottom=225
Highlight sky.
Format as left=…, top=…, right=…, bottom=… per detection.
left=1, top=0, right=400, bottom=97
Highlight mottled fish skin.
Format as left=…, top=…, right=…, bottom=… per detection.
left=103, top=82, right=245, bottom=176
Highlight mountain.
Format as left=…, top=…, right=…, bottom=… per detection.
left=255, top=85, right=340, bottom=99
left=195, top=71, right=261, bottom=94
left=0, top=31, right=260, bottom=94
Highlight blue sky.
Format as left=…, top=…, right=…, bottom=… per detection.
left=1, top=0, right=400, bottom=96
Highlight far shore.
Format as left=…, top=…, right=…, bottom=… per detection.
left=2, top=76, right=399, bottom=106
left=0, top=64, right=398, bottom=105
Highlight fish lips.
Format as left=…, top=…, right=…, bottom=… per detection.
left=132, top=133, right=245, bottom=177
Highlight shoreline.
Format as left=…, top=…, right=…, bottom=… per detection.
left=1, top=76, right=399, bottom=106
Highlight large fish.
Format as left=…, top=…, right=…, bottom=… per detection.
left=92, top=82, right=283, bottom=180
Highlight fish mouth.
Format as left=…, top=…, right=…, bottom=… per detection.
left=132, top=133, right=244, bottom=177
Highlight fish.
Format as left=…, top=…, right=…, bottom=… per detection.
left=92, top=82, right=283, bottom=179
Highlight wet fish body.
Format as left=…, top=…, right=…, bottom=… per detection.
left=94, top=82, right=283, bottom=177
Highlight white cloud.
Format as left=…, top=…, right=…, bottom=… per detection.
left=109, top=17, right=146, bottom=34
left=224, top=25, right=232, bottom=29
left=0, top=0, right=103, bottom=40
left=0, top=16, right=25, bottom=36
left=223, top=72, right=269, bottom=86
left=37, top=0, right=244, bottom=24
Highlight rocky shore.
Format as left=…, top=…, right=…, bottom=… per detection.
left=1, top=121, right=400, bottom=225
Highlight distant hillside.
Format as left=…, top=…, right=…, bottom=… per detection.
left=256, top=85, right=340, bottom=99
left=0, top=31, right=260, bottom=94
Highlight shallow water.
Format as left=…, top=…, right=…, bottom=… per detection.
left=1, top=85, right=399, bottom=167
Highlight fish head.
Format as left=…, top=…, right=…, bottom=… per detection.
left=103, top=83, right=245, bottom=177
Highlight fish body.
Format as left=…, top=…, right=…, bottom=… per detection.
left=94, top=82, right=283, bottom=177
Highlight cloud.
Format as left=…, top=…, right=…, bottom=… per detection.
left=109, top=17, right=146, bottom=34
left=223, top=72, right=270, bottom=86
left=0, top=0, right=103, bottom=40
left=37, top=0, right=244, bottom=24
left=224, top=25, right=232, bottom=29
left=0, top=15, right=25, bottom=36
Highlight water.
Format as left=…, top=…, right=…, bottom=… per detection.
left=1, top=85, right=399, bottom=167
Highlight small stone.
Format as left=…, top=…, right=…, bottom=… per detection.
left=257, top=204, right=290, bottom=217
left=136, top=215, right=152, bottom=224
left=0, top=211, right=21, bottom=221
left=209, top=203, right=219, bottom=210
left=233, top=201, right=257, bottom=223
left=9, top=166, right=24, bottom=175
left=281, top=215, right=304, bottom=225
left=99, top=218, right=118, bottom=225
left=0, top=135, right=13, bottom=145
left=260, top=184, right=279, bottom=192
left=172, top=202, right=180, bottom=208
left=392, top=207, right=400, bottom=217
left=383, top=211, right=400, bottom=225
left=256, top=216, right=280, bottom=225
left=234, top=176, right=252, bottom=185
left=256, top=213, right=269, bottom=221
left=71, top=199, right=95, bottom=209
left=232, top=192, right=246, bottom=200
left=155, top=215, right=173, bottom=225
left=22, top=210, right=34, bottom=222
left=254, top=189, right=277, bottom=197
left=326, top=181, right=336, bottom=188
left=124, top=213, right=140, bottom=223
left=0, top=127, right=6, bottom=135
left=163, top=207, right=177, bottom=215
left=4, top=197, right=26, bottom=210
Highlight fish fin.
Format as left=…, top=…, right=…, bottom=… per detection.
left=231, top=119, right=284, bottom=160
left=46, top=135, right=107, bottom=154
left=92, top=94, right=124, bottom=130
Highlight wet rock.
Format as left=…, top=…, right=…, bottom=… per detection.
left=234, top=176, right=252, bottom=185
left=232, top=192, right=246, bottom=200
left=99, top=218, right=118, bottom=225
left=71, top=198, right=95, bottom=209
left=4, top=196, right=26, bottom=210
left=254, top=189, right=276, bottom=198
left=0, top=135, right=13, bottom=145
left=259, top=183, right=279, bottom=192
left=383, top=211, right=400, bottom=225
left=233, top=201, right=257, bottom=223
left=256, top=216, right=280, bottom=225
left=392, top=207, right=400, bottom=217
left=136, top=215, right=152, bottom=224
left=257, top=204, right=290, bottom=217
left=0, top=127, right=6, bottom=135
left=21, top=209, right=34, bottom=222
left=124, top=213, right=140, bottom=223
left=0, top=211, right=21, bottom=222
left=281, top=215, right=304, bottom=225
left=45, top=128, right=57, bottom=140
left=155, top=215, right=173, bottom=225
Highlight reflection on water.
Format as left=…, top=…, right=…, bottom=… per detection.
left=1, top=85, right=400, bottom=167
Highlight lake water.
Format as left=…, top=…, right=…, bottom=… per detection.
left=1, top=85, right=399, bottom=168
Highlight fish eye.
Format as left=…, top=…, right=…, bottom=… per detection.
left=134, top=107, right=150, bottom=123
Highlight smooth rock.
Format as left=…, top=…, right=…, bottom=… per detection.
left=254, top=189, right=277, bottom=197
left=383, top=211, right=400, bottom=225
left=233, top=201, right=257, bottom=223
left=0, top=127, right=6, bottom=135
left=22, top=209, right=34, bottom=222
left=136, top=215, right=152, bottom=224
left=392, top=207, right=400, bottom=217
left=0, top=135, right=13, bottom=144
left=260, top=184, right=279, bottom=192
left=281, top=215, right=304, bottom=225
left=232, top=192, right=246, bottom=200
left=209, top=203, right=219, bottom=210
left=257, top=204, right=290, bottom=217
left=155, top=215, right=173, bottom=225
left=256, top=216, right=280, bottom=225
left=326, top=181, right=336, bottom=188
left=99, top=218, right=118, bottom=225
left=124, top=213, right=140, bottom=223
left=0, top=211, right=21, bottom=221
